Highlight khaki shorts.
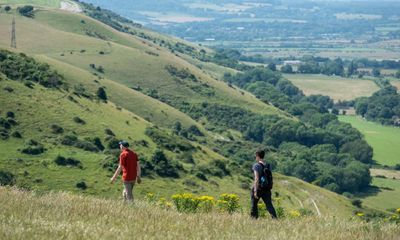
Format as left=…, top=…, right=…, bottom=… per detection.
left=123, top=181, right=135, bottom=202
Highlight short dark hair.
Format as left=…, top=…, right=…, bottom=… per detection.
left=255, top=150, right=265, bottom=159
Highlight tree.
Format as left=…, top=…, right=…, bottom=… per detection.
left=372, top=68, right=381, bottom=77
left=151, top=150, right=180, bottom=178
left=347, top=61, right=357, bottom=76
left=4, top=6, right=11, bottom=12
left=395, top=70, right=400, bottom=79
left=96, top=87, right=107, bottom=102
left=280, top=64, right=293, bottom=74
left=18, top=5, right=34, bottom=17
left=267, top=63, right=276, bottom=71
left=340, top=140, right=373, bottom=164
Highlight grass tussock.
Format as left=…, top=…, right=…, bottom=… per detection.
left=0, top=187, right=399, bottom=240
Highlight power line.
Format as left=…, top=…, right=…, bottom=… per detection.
left=11, top=18, right=16, bottom=49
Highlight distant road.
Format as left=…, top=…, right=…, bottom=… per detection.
left=60, top=1, right=82, bottom=13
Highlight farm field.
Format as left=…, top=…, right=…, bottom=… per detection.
left=339, top=116, right=400, bottom=167
left=358, top=176, right=400, bottom=213
left=284, top=74, right=379, bottom=101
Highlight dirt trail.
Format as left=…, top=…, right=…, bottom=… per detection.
left=60, top=1, right=82, bottom=13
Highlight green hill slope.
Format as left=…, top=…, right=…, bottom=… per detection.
left=0, top=1, right=380, bottom=218
left=0, top=74, right=359, bottom=217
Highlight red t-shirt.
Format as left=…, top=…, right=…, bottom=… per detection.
left=119, top=149, right=138, bottom=181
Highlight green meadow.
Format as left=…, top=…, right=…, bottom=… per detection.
left=359, top=176, right=400, bottom=213
left=339, top=116, right=400, bottom=167
left=284, top=74, right=379, bottom=101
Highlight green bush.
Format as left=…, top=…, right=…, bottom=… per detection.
left=54, top=156, right=81, bottom=167
left=73, top=117, right=86, bottom=125
left=76, top=181, right=87, bottom=190
left=11, top=131, right=22, bottom=138
left=18, top=5, right=34, bottom=17
left=50, top=124, right=64, bottom=134
left=0, top=170, right=15, bottom=186
left=151, top=150, right=181, bottom=178
left=6, top=111, right=15, bottom=118
left=61, top=135, right=99, bottom=152
left=351, top=199, right=363, bottom=208
left=0, top=50, right=64, bottom=88
left=21, top=140, right=46, bottom=155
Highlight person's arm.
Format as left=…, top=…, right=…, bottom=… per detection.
left=110, top=165, right=121, bottom=184
left=111, top=153, right=124, bottom=184
left=253, top=170, right=259, bottom=198
left=136, top=161, right=142, bottom=184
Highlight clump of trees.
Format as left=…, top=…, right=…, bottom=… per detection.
left=0, top=50, right=64, bottom=88
left=355, top=85, right=400, bottom=126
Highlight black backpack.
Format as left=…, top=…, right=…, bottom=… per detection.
left=258, top=163, right=273, bottom=190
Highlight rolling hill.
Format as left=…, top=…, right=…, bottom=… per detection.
left=0, top=0, right=390, bottom=219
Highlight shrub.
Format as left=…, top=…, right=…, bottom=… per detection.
left=352, top=199, right=363, bottom=208
left=195, top=171, right=207, bottom=181
left=6, top=118, right=17, bottom=126
left=21, top=140, right=46, bottom=155
left=50, top=124, right=64, bottom=134
left=73, top=117, right=86, bottom=125
left=3, top=86, right=14, bottom=92
left=61, top=135, right=99, bottom=152
left=171, top=193, right=200, bottom=213
left=187, top=125, right=204, bottom=136
left=97, top=87, right=107, bottom=101
left=89, top=137, right=104, bottom=151
left=151, top=150, right=181, bottom=178
left=0, top=128, right=9, bottom=140
left=104, top=128, right=115, bottom=136
left=0, top=117, right=11, bottom=129
left=18, top=5, right=34, bottom=17
left=0, top=170, right=15, bottom=186
left=54, top=156, right=81, bottom=167
left=11, top=131, right=22, bottom=138
left=217, top=194, right=240, bottom=214
left=24, top=81, right=34, bottom=88
left=4, top=6, right=11, bottom=12
left=105, top=136, right=120, bottom=149
left=76, top=181, right=87, bottom=190
left=6, top=111, right=15, bottom=118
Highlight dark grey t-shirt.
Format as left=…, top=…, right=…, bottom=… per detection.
left=252, top=162, right=264, bottom=176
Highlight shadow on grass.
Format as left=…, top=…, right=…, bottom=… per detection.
left=354, top=185, right=381, bottom=198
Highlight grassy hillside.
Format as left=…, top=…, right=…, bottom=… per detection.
left=0, top=1, right=387, bottom=219
left=339, top=116, right=400, bottom=166
left=0, top=8, right=283, bottom=120
left=284, top=74, right=379, bottom=101
left=0, top=65, right=363, bottom=216
left=0, top=187, right=399, bottom=240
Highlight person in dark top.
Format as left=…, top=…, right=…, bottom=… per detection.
left=251, top=150, right=277, bottom=219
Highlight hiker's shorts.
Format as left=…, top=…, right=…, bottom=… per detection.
left=123, top=181, right=135, bottom=202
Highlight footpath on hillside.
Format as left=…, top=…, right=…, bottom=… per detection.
left=60, top=1, right=82, bottom=13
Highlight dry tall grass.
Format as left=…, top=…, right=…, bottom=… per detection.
left=0, top=187, right=399, bottom=240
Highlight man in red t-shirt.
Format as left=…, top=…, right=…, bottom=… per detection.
left=110, top=141, right=141, bottom=201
